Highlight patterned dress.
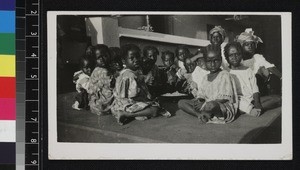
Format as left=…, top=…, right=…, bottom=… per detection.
left=88, top=67, right=114, bottom=115
left=111, top=69, right=158, bottom=114
left=197, top=70, right=238, bottom=124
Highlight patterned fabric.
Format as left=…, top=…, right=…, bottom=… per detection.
left=209, top=26, right=226, bottom=41
left=73, top=70, right=90, bottom=92
left=112, top=69, right=158, bottom=114
left=88, top=67, right=114, bottom=115
left=241, top=54, right=275, bottom=75
left=198, top=70, right=238, bottom=124
left=230, top=68, right=259, bottom=114
left=236, top=28, right=263, bottom=45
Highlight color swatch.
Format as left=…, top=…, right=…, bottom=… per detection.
left=0, top=0, right=16, bottom=165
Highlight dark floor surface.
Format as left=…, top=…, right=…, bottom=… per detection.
left=57, top=92, right=282, bottom=143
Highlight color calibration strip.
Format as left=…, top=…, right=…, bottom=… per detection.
left=0, top=0, right=17, bottom=168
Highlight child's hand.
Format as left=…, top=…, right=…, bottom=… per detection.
left=254, top=102, right=263, bottom=110
left=147, top=76, right=155, bottom=86
left=193, top=99, right=204, bottom=112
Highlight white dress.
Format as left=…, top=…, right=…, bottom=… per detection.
left=241, top=54, right=275, bottom=74
left=191, top=66, right=209, bottom=97
left=230, top=68, right=259, bottom=113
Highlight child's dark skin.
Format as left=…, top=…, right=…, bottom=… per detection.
left=113, top=48, right=158, bottom=125
left=242, top=41, right=282, bottom=78
left=227, top=45, right=263, bottom=111
left=178, top=50, right=227, bottom=123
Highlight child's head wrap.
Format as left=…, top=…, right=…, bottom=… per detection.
left=236, top=28, right=263, bottom=46
left=209, top=26, right=226, bottom=42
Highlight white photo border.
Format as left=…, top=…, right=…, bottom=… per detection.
left=48, top=11, right=292, bottom=160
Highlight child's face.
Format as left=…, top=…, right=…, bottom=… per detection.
left=125, top=50, right=141, bottom=71
left=210, top=32, right=223, bottom=46
left=111, top=59, right=123, bottom=72
left=205, top=51, right=222, bottom=73
left=228, top=46, right=242, bottom=67
left=196, top=57, right=206, bottom=70
left=82, top=60, right=92, bottom=76
left=184, top=58, right=196, bottom=73
left=177, top=48, right=188, bottom=62
left=163, top=54, right=175, bottom=68
left=95, top=49, right=109, bottom=67
left=86, top=47, right=93, bottom=56
left=242, top=41, right=256, bottom=55
left=145, top=49, right=158, bottom=63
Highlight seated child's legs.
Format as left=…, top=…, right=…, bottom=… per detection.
left=202, top=101, right=223, bottom=117
left=112, top=106, right=159, bottom=125
left=260, top=95, right=281, bottom=111
left=178, top=99, right=201, bottom=117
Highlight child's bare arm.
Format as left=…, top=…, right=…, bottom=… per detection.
left=268, top=67, right=282, bottom=79
left=253, top=92, right=263, bottom=109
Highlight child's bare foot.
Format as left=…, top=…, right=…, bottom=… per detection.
left=248, top=108, right=261, bottom=117
left=72, top=101, right=82, bottom=110
left=114, top=111, right=127, bottom=125
left=158, top=108, right=172, bottom=118
left=135, top=116, right=148, bottom=121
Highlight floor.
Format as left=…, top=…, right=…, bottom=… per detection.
left=57, top=92, right=282, bottom=143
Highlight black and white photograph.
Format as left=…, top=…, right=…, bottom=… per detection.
left=47, top=12, right=292, bottom=160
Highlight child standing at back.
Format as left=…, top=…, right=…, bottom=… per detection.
left=111, top=44, right=160, bottom=125
left=88, top=44, right=114, bottom=115
left=72, top=56, right=94, bottom=110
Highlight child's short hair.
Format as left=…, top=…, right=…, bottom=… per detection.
left=223, top=42, right=243, bottom=62
left=143, top=46, right=159, bottom=57
left=93, top=44, right=110, bottom=57
left=203, top=44, right=221, bottom=60
left=85, top=45, right=94, bottom=55
left=109, top=47, right=121, bottom=62
left=121, top=44, right=141, bottom=59
left=161, top=50, right=175, bottom=61
left=175, top=45, right=190, bottom=58
left=79, top=55, right=94, bottom=69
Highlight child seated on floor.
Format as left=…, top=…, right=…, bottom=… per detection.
left=87, top=44, right=114, bottom=116
left=178, top=46, right=238, bottom=124
left=141, top=46, right=162, bottom=98
left=236, top=28, right=282, bottom=96
left=72, top=56, right=94, bottom=110
left=160, top=50, right=178, bottom=93
left=224, top=42, right=281, bottom=116
left=111, top=44, right=170, bottom=125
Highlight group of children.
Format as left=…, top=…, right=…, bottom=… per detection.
left=71, top=26, right=282, bottom=125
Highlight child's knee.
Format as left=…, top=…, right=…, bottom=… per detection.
left=178, top=99, right=187, bottom=109
left=149, top=106, right=159, bottom=117
left=272, top=95, right=282, bottom=105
